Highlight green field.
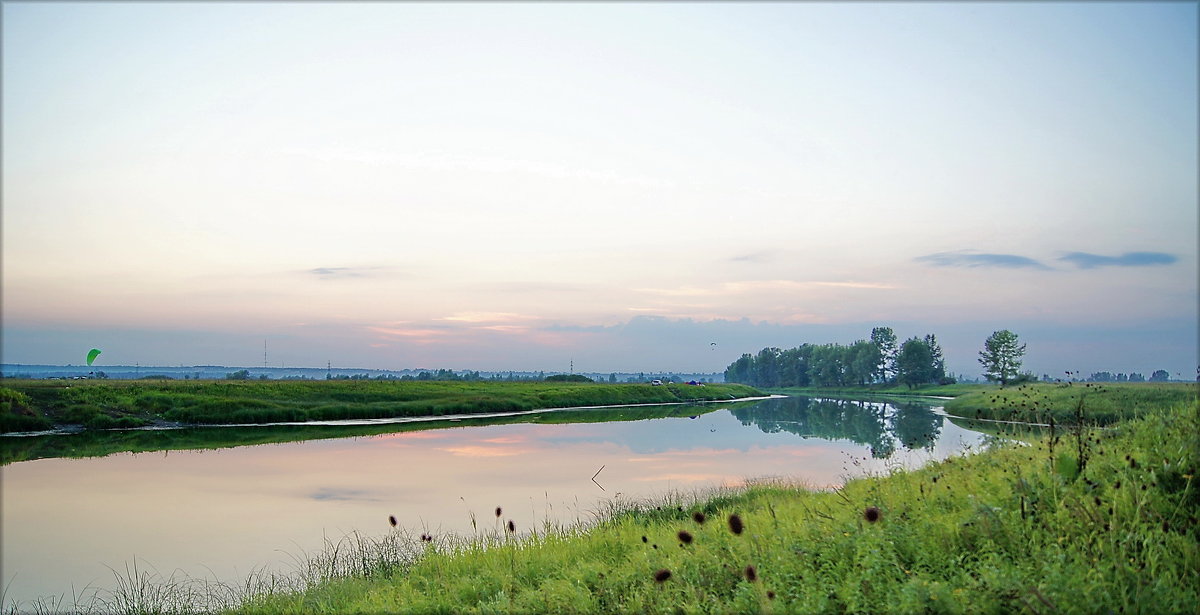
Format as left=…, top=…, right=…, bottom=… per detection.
left=772, top=382, right=1197, bottom=426
left=0, top=380, right=763, bottom=434
left=942, top=382, right=1197, bottom=425
left=225, top=392, right=1198, bottom=613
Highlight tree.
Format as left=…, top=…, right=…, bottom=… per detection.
left=896, top=337, right=936, bottom=389
left=923, top=334, right=946, bottom=382
left=847, top=340, right=881, bottom=386
left=225, top=369, right=250, bottom=380
left=1150, top=369, right=1170, bottom=382
left=870, top=327, right=898, bottom=383
left=724, top=354, right=754, bottom=384
left=978, top=330, right=1026, bottom=386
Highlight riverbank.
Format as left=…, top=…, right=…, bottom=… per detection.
left=767, top=383, right=982, bottom=399
left=771, top=382, right=1197, bottom=425
left=229, top=396, right=1199, bottom=613
left=942, top=381, right=1197, bottom=425
left=0, top=380, right=762, bottom=434
left=0, top=400, right=770, bottom=465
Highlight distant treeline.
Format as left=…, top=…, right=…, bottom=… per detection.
left=724, top=327, right=955, bottom=389
left=1087, top=370, right=1169, bottom=383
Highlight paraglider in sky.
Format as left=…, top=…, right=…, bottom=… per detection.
left=710, top=342, right=717, bottom=350
left=86, top=348, right=102, bottom=366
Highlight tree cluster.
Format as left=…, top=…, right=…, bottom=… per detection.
left=1088, top=371, right=1167, bottom=383
left=723, top=327, right=951, bottom=389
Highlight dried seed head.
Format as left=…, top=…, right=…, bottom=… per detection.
left=864, top=506, right=882, bottom=523
left=744, top=565, right=758, bottom=582
left=677, top=530, right=694, bottom=545
left=728, top=514, right=745, bottom=535
left=641, top=535, right=648, bottom=543
left=767, top=591, right=776, bottom=600
left=388, top=515, right=397, bottom=527
left=507, top=520, right=516, bottom=533
left=692, top=511, right=706, bottom=525
left=495, top=507, right=503, bottom=518
left=653, top=569, right=672, bottom=583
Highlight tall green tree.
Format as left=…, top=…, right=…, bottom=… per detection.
left=923, top=334, right=946, bottom=381
left=870, top=327, right=898, bottom=383
left=725, top=354, right=754, bottom=384
left=896, top=337, right=935, bottom=389
left=848, top=340, right=881, bottom=386
left=978, top=329, right=1026, bottom=386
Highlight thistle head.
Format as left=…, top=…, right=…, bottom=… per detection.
left=728, top=514, right=745, bottom=535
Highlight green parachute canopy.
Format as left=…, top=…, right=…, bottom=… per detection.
left=86, top=348, right=102, bottom=366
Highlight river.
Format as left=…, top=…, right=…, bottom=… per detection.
left=1, top=395, right=991, bottom=611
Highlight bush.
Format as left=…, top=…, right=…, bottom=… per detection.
left=544, top=374, right=595, bottom=383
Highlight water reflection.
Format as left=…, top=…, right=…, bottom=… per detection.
left=1, top=396, right=985, bottom=610
left=731, top=397, right=944, bottom=458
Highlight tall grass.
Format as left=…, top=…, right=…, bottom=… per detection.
left=943, top=381, right=1197, bottom=424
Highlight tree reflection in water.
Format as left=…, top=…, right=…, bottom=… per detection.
left=729, top=396, right=942, bottom=458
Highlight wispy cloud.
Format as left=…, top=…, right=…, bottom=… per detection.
left=1059, top=251, right=1178, bottom=269
left=437, top=445, right=532, bottom=457
left=914, top=251, right=1051, bottom=270
left=440, top=312, right=534, bottom=324
left=635, top=279, right=895, bottom=298
left=309, top=487, right=382, bottom=502
left=306, top=266, right=395, bottom=280
left=475, top=282, right=583, bottom=294
left=728, top=251, right=776, bottom=264
left=368, top=325, right=451, bottom=345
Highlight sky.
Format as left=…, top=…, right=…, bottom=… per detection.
left=2, top=2, right=1197, bottom=379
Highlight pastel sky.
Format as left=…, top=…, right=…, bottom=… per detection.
left=3, top=2, right=1196, bottom=378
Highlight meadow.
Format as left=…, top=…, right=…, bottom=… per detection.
left=774, top=381, right=1196, bottom=425
left=0, top=380, right=762, bottom=434
left=225, top=384, right=1198, bottom=614
left=941, top=381, right=1196, bottom=425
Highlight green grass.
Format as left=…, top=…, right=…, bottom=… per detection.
left=0, top=380, right=763, bottom=434
left=774, top=381, right=1198, bottom=426
left=769, top=383, right=985, bottom=399
left=943, top=382, right=1198, bottom=425
left=223, top=398, right=1199, bottom=614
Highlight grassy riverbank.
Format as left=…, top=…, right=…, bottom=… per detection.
left=772, top=381, right=1197, bottom=426
left=0, top=380, right=762, bottom=434
left=230, top=397, right=1199, bottom=613
left=943, top=382, right=1197, bottom=425
left=768, top=383, right=982, bottom=399
left=0, top=400, right=767, bottom=465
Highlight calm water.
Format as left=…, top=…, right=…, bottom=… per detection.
left=1, top=396, right=988, bottom=609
